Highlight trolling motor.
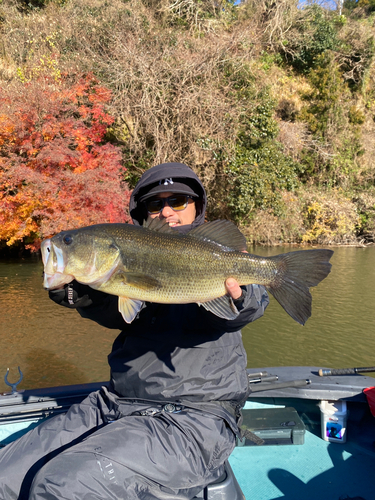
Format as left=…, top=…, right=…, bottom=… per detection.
left=4, top=367, right=23, bottom=394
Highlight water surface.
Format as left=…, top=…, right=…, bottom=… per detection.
left=243, top=246, right=375, bottom=372
left=1, top=246, right=374, bottom=392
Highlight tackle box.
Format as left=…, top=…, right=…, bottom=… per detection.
left=237, top=406, right=305, bottom=446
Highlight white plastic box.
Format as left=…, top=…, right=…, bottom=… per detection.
left=319, top=400, right=347, bottom=443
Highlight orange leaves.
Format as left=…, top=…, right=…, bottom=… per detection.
left=0, top=114, right=16, bottom=149
left=0, top=191, right=44, bottom=248
left=0, top=74, right=130, bottom=252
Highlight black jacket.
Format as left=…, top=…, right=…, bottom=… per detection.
left=50, top=163, right=269, bottom=405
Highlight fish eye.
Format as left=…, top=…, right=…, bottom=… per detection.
left=63, top=234, right=73, bottom=245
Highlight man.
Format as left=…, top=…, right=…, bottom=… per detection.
left=0, top=162, right=269, bottom=500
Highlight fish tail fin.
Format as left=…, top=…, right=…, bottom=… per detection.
left=267, top=249, right=333, bottom=325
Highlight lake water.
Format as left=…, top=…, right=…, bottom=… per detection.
left=1, top=246, right=375, bottom=393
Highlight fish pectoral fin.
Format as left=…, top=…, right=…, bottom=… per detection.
left=118, top=297, right=144, bottom=323
left=117, top=271, right=161, bottom=291
left=199, top=296, right=240, bottom=320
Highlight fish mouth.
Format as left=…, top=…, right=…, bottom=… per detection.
left=41, top=239, right=74, bottom=289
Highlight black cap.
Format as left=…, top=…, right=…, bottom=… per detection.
left=129, top=162, right=207, bottom=229
left=139, top=178, right=200, bottom=202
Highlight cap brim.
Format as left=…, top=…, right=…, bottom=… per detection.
left=139, top=182, right=198, bottom=202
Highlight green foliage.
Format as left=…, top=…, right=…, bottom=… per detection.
left=348, top=105, right=366, bottom=124
left=330, top=133, right=365, bottom=184
left=259, top=51, right=283, bottom=71
left=344, top=0, right=375, bottom=13
left=238, top=89, right=279, bottom=147
left=299, top=51, right=368, bottom=191
left=353, top=191, right=375, bottom=241
left=283, top=5, right=340, bottom=72
left=300, top=52, right=348, bottom=139
left=122, top=149, right=156, bottom=189
left=224, top=141, right=300, bottom=223
left=204, top=82, right=301, bottom=224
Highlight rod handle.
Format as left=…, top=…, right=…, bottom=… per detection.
left=248, top=371, right=269, bottom=379
left=319, top=367, right=375, bottom=377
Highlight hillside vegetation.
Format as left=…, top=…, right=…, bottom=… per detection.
left=1, top=0, right=375, bottom=252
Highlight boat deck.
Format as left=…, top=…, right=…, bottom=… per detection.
left=230, top=398, right=375, bottom=500
left=1, top=366, right=375, bottom=499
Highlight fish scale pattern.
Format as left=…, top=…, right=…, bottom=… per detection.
left=95, top=225, right=278, bottom=303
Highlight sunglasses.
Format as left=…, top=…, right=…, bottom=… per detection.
left=145, top=194, right=194, bottom=214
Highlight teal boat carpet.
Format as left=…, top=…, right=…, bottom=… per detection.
left=229, top=404, right=375, bottom=500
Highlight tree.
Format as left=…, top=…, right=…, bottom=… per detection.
left=0, top=74, right=130, bottom=252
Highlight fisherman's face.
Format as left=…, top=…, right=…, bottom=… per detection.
left=148, top=191, right=197, bottom=227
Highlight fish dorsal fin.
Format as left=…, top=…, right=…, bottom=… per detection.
left=116, top=271, right=161, bottom=291
left=199, top=296, right=240, bottom=320
left=118, top=297, right=144, bottom=323
left=143, top=217, right=175, bottom=234
left=189, top=220, right=247, bottom=251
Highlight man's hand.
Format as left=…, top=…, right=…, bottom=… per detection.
left=225, top=278, right=243, bottom=300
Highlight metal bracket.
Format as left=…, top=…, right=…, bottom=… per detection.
left=4, top=366, right=23, bottom=394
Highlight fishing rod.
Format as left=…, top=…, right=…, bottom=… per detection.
left=250, top=379, right=311, bottom=393
left=318, top=367, right=375, bottom=377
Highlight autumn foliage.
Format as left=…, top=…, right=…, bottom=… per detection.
left=0, top=74, right=130, bottom=252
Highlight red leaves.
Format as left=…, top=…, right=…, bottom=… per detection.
left=0, top=74, right=130, bottom=251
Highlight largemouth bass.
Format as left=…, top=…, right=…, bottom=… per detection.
left=41, top=219, right=333, bottom=325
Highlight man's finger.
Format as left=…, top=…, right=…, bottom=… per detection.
left=225, top=278, right=243, bottom=300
